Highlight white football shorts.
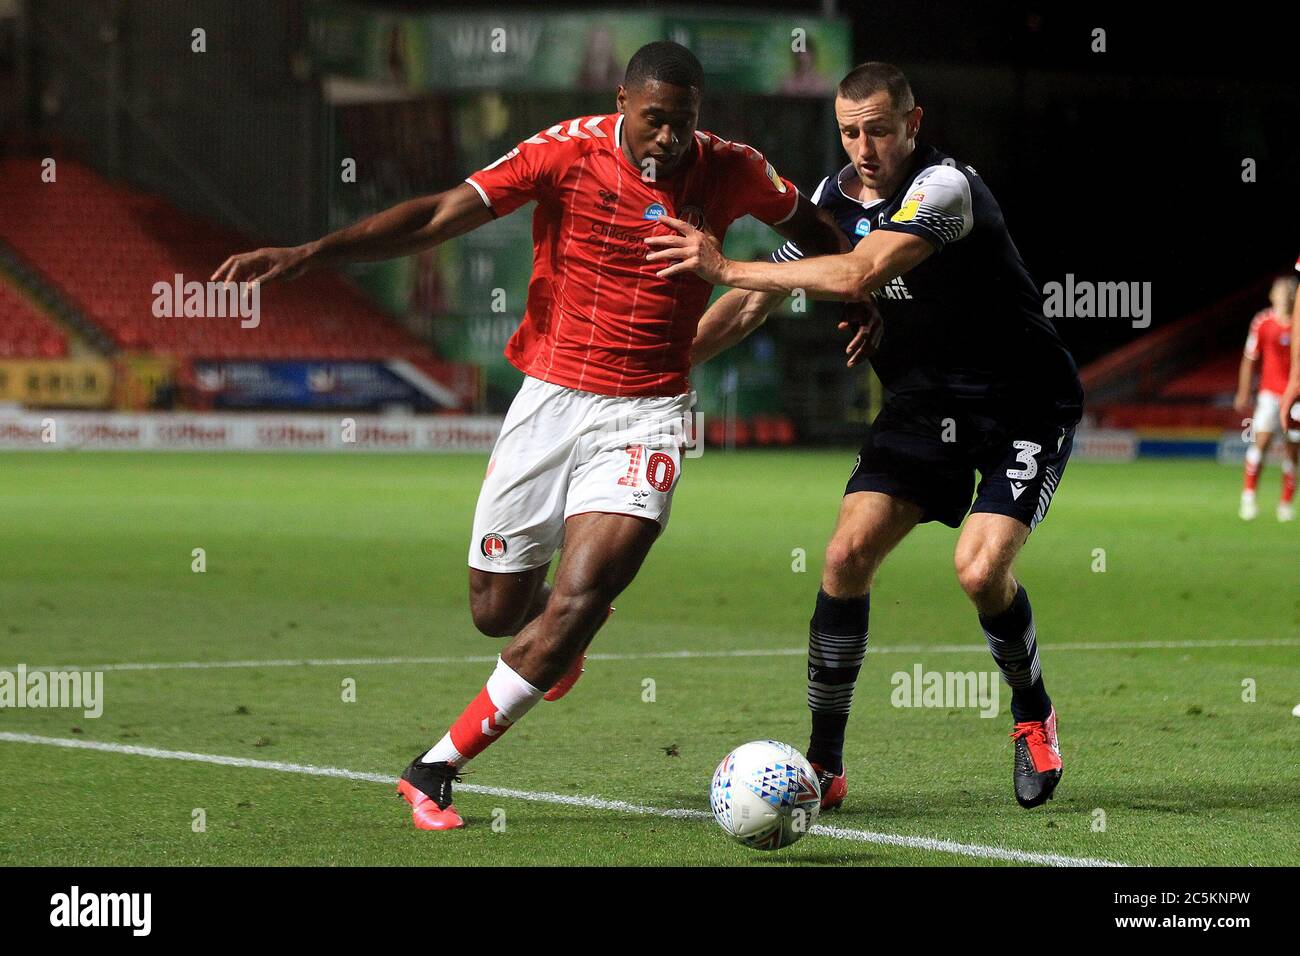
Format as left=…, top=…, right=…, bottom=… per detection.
left=468, top=375, right=692, bottom=573
left=1253, top=390, right=1300, bottom=442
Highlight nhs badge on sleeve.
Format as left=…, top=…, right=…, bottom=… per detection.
left=643, top=202, right=667, bottom=220
left=854, top=218, right=872, bottom=237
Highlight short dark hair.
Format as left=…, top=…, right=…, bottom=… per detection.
left=837, top=61, right=914, bottom=112
left=624, top=41, right=703, bottom=92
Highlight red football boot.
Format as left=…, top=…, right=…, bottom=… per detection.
left=543, top=606, right=614, bottom=701
left=810, top=762, right=848, bottom=811
left=1010, top=706, right=1063, bottom=808
left=397, top=757, right=464, bottom=830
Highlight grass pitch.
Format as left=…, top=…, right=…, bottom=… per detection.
left=0, top=451, right=1297, bottom=866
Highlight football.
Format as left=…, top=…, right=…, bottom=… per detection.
left=709, top=740, right=822, bottom=850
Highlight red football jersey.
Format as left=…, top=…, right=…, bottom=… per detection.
left=465, top=113, right=798, bottom=396
left=1244, top=308, right=1293, bottom=394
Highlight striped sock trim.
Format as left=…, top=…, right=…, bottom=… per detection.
left=807, top=629, right=868, bottom=715
left=983, top=616, right=1042, bottom=689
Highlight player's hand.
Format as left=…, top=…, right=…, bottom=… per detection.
left=839, top=301, right=884, bottom=368
left=644, top=216, right=729, bottom=283
left=1233, top=392, right=1251, bottom=415
left=210, top=245, right=311, bottom=288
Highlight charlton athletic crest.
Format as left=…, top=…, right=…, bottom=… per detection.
left=679, top=205, right=706, bottom=229
left=480, top=533, right=508, bottom=562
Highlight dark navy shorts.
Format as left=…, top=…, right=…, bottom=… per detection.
left=845, top=399, right=1076, bottom=530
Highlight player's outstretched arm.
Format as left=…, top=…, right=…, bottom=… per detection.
left=689, top=194, right=878, bottom=366
left=690, top=289, right=785, bottom=366
left=691, top=288, right=877, bottom=368
left=647, top=221, right=933, bottom=302
left=1233, top=351, right=1255, bottom=415
left=210, top=182, right=493, bottom=286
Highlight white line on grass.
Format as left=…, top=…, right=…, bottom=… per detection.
left=0, top=731, right=1123, bottom=867
left=9, top=637, right=1298, bottom=674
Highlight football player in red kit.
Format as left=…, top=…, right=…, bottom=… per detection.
left=212, top=41, right=846, bottom=829
left=1234, top=275, right=1298, bottom=521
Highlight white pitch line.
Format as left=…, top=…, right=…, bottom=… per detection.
left=8, top=637, right=1298, bottom=674
left=0, top=731, right=1122, bottom=867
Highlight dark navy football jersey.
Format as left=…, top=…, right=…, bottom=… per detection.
left=771, top=144, right=1083, bottom=424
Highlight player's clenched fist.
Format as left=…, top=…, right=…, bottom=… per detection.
left=210, top=245, right=312, bottom=286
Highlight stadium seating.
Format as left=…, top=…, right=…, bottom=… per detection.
left=0, top=279, right=69, bottom=358
left=0, top=157, right=475, bottom=404
left=1081, top=280, right=1270, bottom=431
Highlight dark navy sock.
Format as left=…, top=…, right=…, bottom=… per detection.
left=979, top=584, right=1052, bottom=722
left=807, top=589, right=869, bottom=774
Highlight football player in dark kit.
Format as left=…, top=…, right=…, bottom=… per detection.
left=657, top=62, right=1083, bottom=810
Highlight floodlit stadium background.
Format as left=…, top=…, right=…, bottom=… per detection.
left=2, top=1, right=1296, bottom=453
left=1, top=1, right=1298, bottom=868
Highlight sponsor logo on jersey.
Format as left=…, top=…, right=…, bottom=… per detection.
left=854, top=217, right=872, bottom=237
left=872, top=276, right=913, bottom=300
left=480, top=533, right=508, bottom=561
left=643, top=202, right=667, bottom=220
left=590, top=221, right=643, bottom=244
left=891, top=191, right=925, bottom=223
left=764, top=161, right=788, bottom=193
left=679, top=205, right=705, bottom=229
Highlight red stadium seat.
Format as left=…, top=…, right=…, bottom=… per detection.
left=0, top=281, right=68, bottom=359
left=0, top=157, right=477, bottom=406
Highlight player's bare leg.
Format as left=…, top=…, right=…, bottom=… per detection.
left=822, top=491, right=922, bottom=598
left=500, top=512, right=657, bottom=690
left=1241, top=430, right=1273, bottom=520
left=953, top=512, right=1027, bottom=616
left=399, top=512, right=659, bottom=829
left=468, top=565, right=550, bottom=637
left=955, top=512, right=1060, bottom=808
left=468, top=561, right=612, bottom=699
left=1277, top=440, right=1297, bottom=521
left=807, top=491, right=921, bottom=808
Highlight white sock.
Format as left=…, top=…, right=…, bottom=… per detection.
left=421, top=656, right=544, bottom=767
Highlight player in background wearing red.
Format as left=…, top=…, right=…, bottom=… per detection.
left=1279, top=255, right=1300, bottom=481
left=1235, top=276, right=1298, bottom=521
left=213, top=42, right=847, bottom=830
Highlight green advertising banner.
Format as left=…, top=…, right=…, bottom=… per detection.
left=311, top=6, right=850, bottom=95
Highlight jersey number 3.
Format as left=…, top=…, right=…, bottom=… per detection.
left=1006, top=440, right=1042, bottom=481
